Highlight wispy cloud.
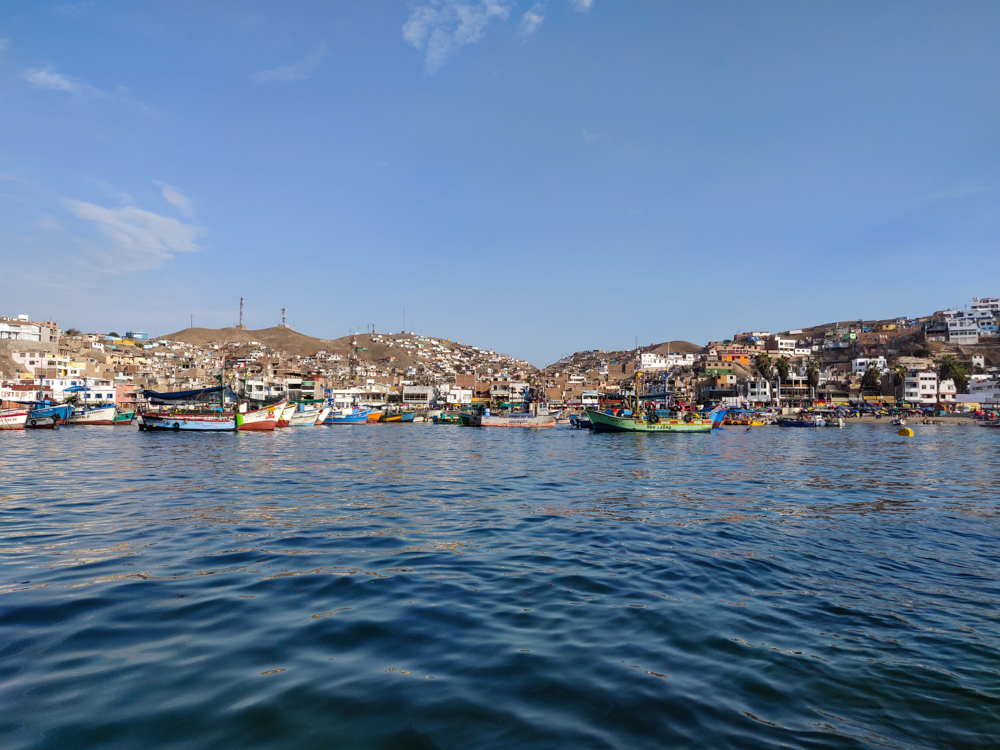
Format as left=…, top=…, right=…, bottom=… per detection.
left=63, top=199, right=201, bottom=272
left=251, top=44, right=328, bottom=83
left=569, top=0, right=594, bottom=11
left=581, top=128, right=602, bottom=143
left=22, top=67, right=108, bottom=98
left=375, top=161, right=390, bottom=168
left=518, top=5, right=545, bottom=40
left=404, top=0, right=512, bottom=72
left=920, top=184, right=990, bottom=202
left=154, top=181, right=194, bottom=216
left=0, top=38, right=9, bottom=54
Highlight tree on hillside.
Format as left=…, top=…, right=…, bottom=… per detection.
left=108, top=332, right=120, bottom=338
left=64, top=328, right=81, bottom=336
left=862, top=362, right=882, bottom=389
left=775, top=355, right=791, bottom=383
left=753, top=353, right=772, bottom=378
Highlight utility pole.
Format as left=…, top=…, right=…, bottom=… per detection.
left=190, top=314, right=193, bottom=329
left=403, top=308, right=406, bottom=333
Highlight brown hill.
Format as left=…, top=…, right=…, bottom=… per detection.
left=648, top=340, right=702, bottom=354
left=159, top=327, right=337, bottom=357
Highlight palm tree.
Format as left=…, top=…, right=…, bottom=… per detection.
left=861, top=362, right=881, bottom=389
left=753, top=353, right=772, bottom=378
left=805, top=361, right=820, bottom=388
left=775, top=355, right=791, bottom=383
left=892, top=364, right=908, bottom=387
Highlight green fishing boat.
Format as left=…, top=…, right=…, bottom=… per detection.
left=584, top=409, right=712, bottom=433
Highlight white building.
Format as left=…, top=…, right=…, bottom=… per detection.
left=948, top=319, right=979, bottom=345
left=0, top=315, right=59, bottom=344
left=640, top=351, right=696, bottom=370
left=739, top=378, right=772, bottom=404
left=402, top=385, right=438, bottom=406
left=852, top=356, right=888, bottom=375
left=904, top=370, right=939, bottom=405
left=581, top=390, right=599, bottom=406
left=970, top=297, right=999, bottom=314
left=938, top=378, right=957, bottom=403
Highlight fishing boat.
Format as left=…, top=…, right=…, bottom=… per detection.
left=433, top=412, right=462, bottom=424
left=66, top=404, right=118, bottom=426
left=462, top=407, right=556, bottom=427
left=288, top=406, right=328, bottom=426
left=275, top=404, right=296, bottom=428
left=236, top=401, right=283, bottom=431
left=324, top=407, right=371, bottom=424
left=777, top=414, right=826, bottom=428
left=977, top=419, right=1000, bottom=428
left=569, top=414, right=592, bottom=429
left=704, top=405, right=729, bottom=428
left=0, top=406, right=30, bottom=430
left=722, top=409, right=765, bottom=427
left=381, top=411, right=415, bottom=423
left=585, top=408, right=712, bottom=433
left=367, top=410, right=383, bottom=423
left=113, top=408, right=136, bottom=426
left=139, top=413, right=236, bottom=431
left=26, top=403, right=72, bottom=428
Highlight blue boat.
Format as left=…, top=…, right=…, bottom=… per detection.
left=323, top=408, right=371, bottom=424
left=25, top=402, right=72, bottom=428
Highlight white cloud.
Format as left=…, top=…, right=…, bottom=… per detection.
left=63, top=199, right=201, bottom=272
left=251, top=44, right=328, bottom=83
left=581, top=128, right=601, bottom=143
left=569, top=0, right=594, bottom=11
left=518, top=5, right=545, bottom=39
left=22, top=67, right=107, bottom=98
left=154, top=181, right=194, bottom=216
left=403, top=0, right=512, bottom=72
left=920, top=184, right=990, bottom=202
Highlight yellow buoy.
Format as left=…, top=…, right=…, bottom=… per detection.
left=898, top=427, right=914, bottom=437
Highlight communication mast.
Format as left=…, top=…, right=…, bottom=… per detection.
left=237, top=297, right=246, bottom=330
left=280, top=308, right=288, bottom=329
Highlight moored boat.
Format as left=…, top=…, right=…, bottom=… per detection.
left=288, top=406, right=326, bottom=426
left=380, top=411, right=415, bottom=423
left=276, top=404, right=296, bottom=428
left=777, top=414, right=826, bottom=428
left=0, top=406, right=30, bottom=430
left=26, top=403, right=72, bottom=428
left=585, top=408, right=712, bottom=433
left=66, top=404, right=118, bottom=426
left=236, top=402, right=283, bottom=431
left=367, top=410, right=383, bottom=423
left=324, top=407, right=371, bottom=424
left=139, top=413, right=237, bottom=431
left=113, top=408, right=136, bottom=426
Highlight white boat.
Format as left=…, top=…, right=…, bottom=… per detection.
left=236, top=401, right=284, bottom=431
left=0, top=406, right=30, bottom=430
left=288, top=406, right=326, bottom=427
left=276, top=404, right=297, bottom=428
left=66, top=405, right=117, bottom=426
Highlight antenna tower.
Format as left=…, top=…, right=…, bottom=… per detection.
left=238, top=297, right=246, bottom=330
left=281, top=308, right=287, bottom=328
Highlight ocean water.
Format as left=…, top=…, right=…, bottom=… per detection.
left=1, top=423, right=998, bottom=750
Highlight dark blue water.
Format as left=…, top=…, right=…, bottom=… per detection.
left=1, top=424, right=998, bottom=749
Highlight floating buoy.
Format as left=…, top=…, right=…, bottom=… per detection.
left=898, top=427, right=914, bottom=437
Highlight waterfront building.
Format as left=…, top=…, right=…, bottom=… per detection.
left=904, top=370, right=939, bottom=405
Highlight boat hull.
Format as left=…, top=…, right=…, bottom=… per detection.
left=113, top=409, right=136, bottom=425
left=0, top=408, right=29, bottom=430
left=66, top=406, right=117, bottom=426
left=276, top=404, right=296, bottom=428
left=26, top=404, right=72, bottom=428
left=382, top=412, right=415, bottom=423
left=140, top=414, right=236, bottom=431
left=236, top=403, right=282, bottom=431
left=288, top=407, right=325, bottom=426
left=468, top=413, right=557, bottom=427
left=585, top=409, right=712, bottom=433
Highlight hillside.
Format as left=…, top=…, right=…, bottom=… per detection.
left=648, top=340, right=702, bottom=354
left=159, top=326, right=337, bottom=356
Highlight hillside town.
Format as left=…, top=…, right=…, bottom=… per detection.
left=2, top=296, right=999, bottom=414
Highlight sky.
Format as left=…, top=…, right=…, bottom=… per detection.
left=1, top=1, right=998, bottom=365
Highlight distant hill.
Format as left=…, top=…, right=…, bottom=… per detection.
left=648, top=340, right=702, bottom=354
left=159, top=326, right=337, bottom=357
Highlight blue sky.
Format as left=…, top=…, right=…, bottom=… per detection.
left=1, top=1, right=998, bottom=364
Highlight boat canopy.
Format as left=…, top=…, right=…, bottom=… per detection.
left=143, top=386, right=234, bottom=405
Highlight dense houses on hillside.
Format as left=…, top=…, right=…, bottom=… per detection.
left=1, top=295, right=998, bottom=411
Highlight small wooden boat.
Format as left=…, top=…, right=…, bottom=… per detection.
left=325, top=407, right=371, bottom=424
left=113, top=408, right=136, bottom=426
left=276, top=404, right=296, bottom=428
left=367, top=411, right=383, bottom=423
left=288, top=406, right=326, bottom=426
left=381, top=411, right=415, bottom=423
left=66, top=405, right=118, bottom=426
left=0, top=406, right=30, bottom=430
left=139, top=413, right=236, bottom=431
left=26, top=403, right=72, bottom=428
left=777, top=415, right=826, bottom=428
left=236, top=402, right=283, bottom=431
